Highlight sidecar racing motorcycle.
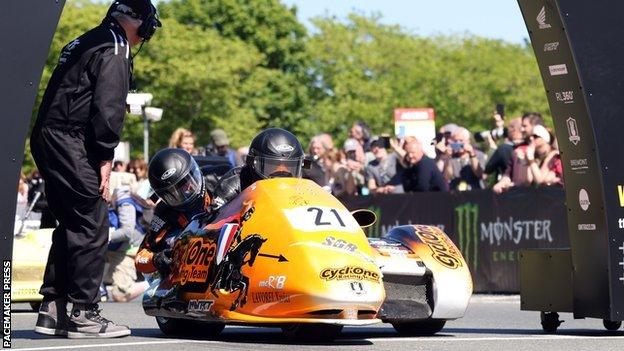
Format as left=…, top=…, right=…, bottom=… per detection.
left=143, top=177, right=472, bottom=340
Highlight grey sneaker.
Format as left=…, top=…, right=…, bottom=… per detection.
left=34, top=297, right=68, bottom=336
left=67, top=304, right=131, bottom=339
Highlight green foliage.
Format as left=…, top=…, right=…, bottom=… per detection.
left=25, top=1, right=550, bottom=171
left=307, top=14, right=549, bottom=144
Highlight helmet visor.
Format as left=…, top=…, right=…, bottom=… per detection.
left=253, top=156, right=303, bottom=179
left=154, top=166, right=202, bottom=207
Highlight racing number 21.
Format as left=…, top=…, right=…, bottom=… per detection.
left=307, top=207, right=346, bottom=227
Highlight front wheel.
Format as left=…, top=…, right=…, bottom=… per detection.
left=391, top=319, right=446, bottom=336
left=281, top=323, right=343, bottom=342
left=155, top=316, right=225, bottom=338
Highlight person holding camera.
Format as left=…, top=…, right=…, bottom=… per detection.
left=338, top=138, right=367, bottom=195
left=442, top=128, right=486, bottom=191
left=30, top=0, right=160, bottom=338
left=484, top=117, right=524, bottom=181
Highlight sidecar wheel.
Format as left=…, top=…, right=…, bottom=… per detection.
left=281, top=323, right=343, bottom=342
left=156, top=316, right=225, bottom=337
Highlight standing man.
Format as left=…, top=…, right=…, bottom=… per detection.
left=30, top=0, right=161, bottom=339
left=401, top=139, right=448, bottom=192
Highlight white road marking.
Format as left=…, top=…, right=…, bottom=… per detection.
left=356, top=335, right=624, bottom=342
left=9, top=340, right=212, bottom=351
left=11, top=334, right=624, bottom=350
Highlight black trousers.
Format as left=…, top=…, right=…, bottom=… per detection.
left=30, top=126, right=108, bottom=304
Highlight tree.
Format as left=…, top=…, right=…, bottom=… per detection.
left=307, top=14, right=550, bottom=145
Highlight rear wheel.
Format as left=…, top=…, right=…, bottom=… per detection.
left=281, top=323, right=343, bottom=342
left=155, top=316, right=225, bottom=338
left=391, top=319, right=446, bottom=336
left=603, top=319, right=622, bottom=331
left=29, top=302, right=41, bottom=312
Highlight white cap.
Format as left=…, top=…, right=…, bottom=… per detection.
left=532, top=124, right=551, bottom=143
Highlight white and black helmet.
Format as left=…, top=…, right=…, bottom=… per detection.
left=148, top=148, right=204, bottom=207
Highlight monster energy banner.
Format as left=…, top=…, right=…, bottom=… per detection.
left=342, top=186, right=569, bottom=292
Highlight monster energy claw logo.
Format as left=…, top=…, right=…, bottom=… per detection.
left=455, top=203, right=479, bottom=270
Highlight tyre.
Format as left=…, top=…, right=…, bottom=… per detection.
left=603, top=319, right=622, bottom=331
left=391, top=319, right=446, bottom=336
left=29, top=301, right=41, bottom=312
left=281, top=323, right=343, bottom=342
left=540, top=312, right=562, bottom=334
left=155, top=316, right=225, bottom=337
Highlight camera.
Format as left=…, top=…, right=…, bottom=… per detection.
left=474, top=127, right=508, bottom=142
left=346, top=150, right=357, bottom=161
left=434, top=131, right=452, bottom=143
left=450, top=142, right=464, bottom=152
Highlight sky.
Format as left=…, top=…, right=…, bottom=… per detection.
left=280, top=0, right=530, bottom=44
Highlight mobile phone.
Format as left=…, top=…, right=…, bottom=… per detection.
left=380, top=135, right=391, bottom=149
left=496, top=103, right=505, bottom=119
left=346, top=150, right=357, bottom=161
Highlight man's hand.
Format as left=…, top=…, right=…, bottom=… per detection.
left=153, top=248, right=173, bottom=275
left=99, top=160, right=112, bottom=202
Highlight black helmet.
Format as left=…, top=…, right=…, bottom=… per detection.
left=245, top=128, right=304, bottom=180
left=148, top=148, right=204, bottom=207
left=107, top=0, right=162, bottom=41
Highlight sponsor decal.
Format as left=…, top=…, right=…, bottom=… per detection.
left=619, top=242, right=624, bottom=285
left=188, top=299, right=214, bottom=313
left=174, top=238, right=216, bottom=285
left=160, top=167, right=177, bottom=180
left=323, top=236, right=357, bottom=252
left=566, top=117, right=580, bottom=145
left=555, top=90, right=574, bottom=104
left=618, top=185, right=624, bottom=207
left=549, top=64, right=568, bottom=76
left=275, top=144, right=294, bottom=152
left=570, top=158, right=589, bottom=173
left=618, top=218, right=624, bottom=229
left=209, top=234, right=267, bottom=310
left=258, top=276, right=286, bottom=289
left=216, top=223, right=239, bottom=265
left=251, top=291, right=291, bottom=304
left=370, top=239, right=412, bottom=256
left=59, top=39, right=80, bottom=64
left=578, top=224, right=596, bottom=231
left=544, top=41, right=559, bottom=52
left=320, top=266, right=380, bottom=283
left=149, top=215, right=166, bottom=232
left=413, top=225, right=463, bottom=269
left=579, top=189, right=590, bottom=211
left=537, top=6, right=552, bottom=29
left=3, top=260, right=11, bottom=348
left=349, top=281, right=365, bottom=295
left=455, top=202, right=556, bottom=267
left=456, top=203, right=479, bottom=270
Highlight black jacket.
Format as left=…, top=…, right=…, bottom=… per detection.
left=34, top=18, right=133, bottom=161
left=402, top=156, right=448, bottom=192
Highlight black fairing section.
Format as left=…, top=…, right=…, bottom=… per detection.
left=377, top=225, right=434, bottom=322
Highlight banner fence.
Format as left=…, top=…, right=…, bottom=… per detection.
left=341, top=186, right=569, bottom=292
